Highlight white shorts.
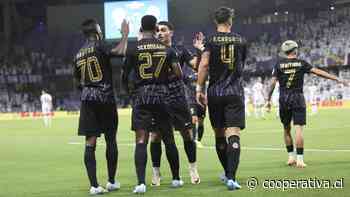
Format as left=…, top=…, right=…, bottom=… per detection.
left=254, top=95, right=265, bottom=106
left=42, top=105, right=52, bottom=114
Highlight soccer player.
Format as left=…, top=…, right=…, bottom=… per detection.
left=308, top=83, right=318, bottom=115
left=149, top=21, right=202, bottom=186
left=244, top=86, right=251, bottom=117
left=185, top=71, right=207, bottom=148
left=252, top=78, right=265, bottom=118
left=123, top=28, right=183, bottom=190
left=40, top=90, right=53, bottom=127
left=266, top=40, right=349, bottom=168
left=196, top=7, right=247, bottom=190
left=271, top=82, right=280, bottom=117
left=73, top=19, right=129, bottom=195
left=124, top=15, right=183, bottom=194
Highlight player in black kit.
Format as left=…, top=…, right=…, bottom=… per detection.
left=149, top=21, right=204, bottom=186
left=196, top=7, right=247, bottom=190
left=124, top=15, right=183, bottom=194
left=73, top=19, right=129, bottom=195
left=266, top=40, right=349, bottom=168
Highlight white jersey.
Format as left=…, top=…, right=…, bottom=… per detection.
left=309, top=85, right=318, bottom=103
left=40, top=93, right=52, bottom=112
left=252, top=82, right=265, bottom=105
left=272, top=83, right=280, bottom=106
left=244, top=87, right=251, bottom=105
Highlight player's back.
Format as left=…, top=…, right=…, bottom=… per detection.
left=73, top=40, right=115, bottom=103
left=127, top=37, right=178, bottom=105
left=273, top=58, right=313, bottom=94
left=205, top=32, right=247, bottom=97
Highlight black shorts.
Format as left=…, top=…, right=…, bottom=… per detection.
left=190, top=104, right=206, bottom=119
left=207, top=95, right=245, bottom=130
left=132, top=104, right=170, bottom=132
left=166, top=99, right=193, bottom=131
left=78, top=101, right=118, bottom=137
left=279, top=93, right=306, bottom=128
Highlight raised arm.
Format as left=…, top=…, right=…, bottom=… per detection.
left=310, top=68, right=348, bottom=86
left=111, top=19, right=129, bottom=56
left=196, top=51, right=210, bottom=107
left=188, top=32, right=205, bottom=69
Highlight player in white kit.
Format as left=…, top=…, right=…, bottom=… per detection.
left=308, top=84, right=318, bottom=115
left=244, top=87, right=251, bottom=117
left=271, top=82, right=280, bottom=117
left=40, top=90, right=53, bottom=127
left=252, top=78, right=265, bottom=118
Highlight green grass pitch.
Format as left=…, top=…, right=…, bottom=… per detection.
left=1, top=108, right=349, bottom=197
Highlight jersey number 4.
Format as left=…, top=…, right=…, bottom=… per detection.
left=77, top=56, right=103, bottom=83
left=220, top=44, right=235, bottom=70
left=138, top=52, right=166, bottom=79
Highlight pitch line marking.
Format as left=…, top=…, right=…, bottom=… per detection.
left=68, top=142, right=350, bottom=152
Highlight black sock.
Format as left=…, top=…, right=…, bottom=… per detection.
left=164, top=142, right=180, bottom=180
left=84, top=145, right=98, bottom=187
left=226, top=135, right=241, bottom=181
left=135, top=143, right=148, bottom=185
left=286, top=145, right=294, bottom=153
left=150, top=142, right=162, bottom=168
left=296, top=148, right=304, bottom=155
left=215, top=137, right=227, bottom=175
left=192, top=124, right=198, bottom=141
left=197, top=124, right=204, bottom=141
left=184, top=140, right=196, bottom=163
left=105, top=139, right=118, bottom=184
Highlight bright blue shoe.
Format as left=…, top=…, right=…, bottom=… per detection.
left=226, top=180, right=242, bottom=190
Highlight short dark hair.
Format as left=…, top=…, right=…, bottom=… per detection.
left=81, top=19, right=99, bottom=37
left=158, top=21, right=174, bottom=31
left=214, top=7, right=234, bottom=24
left=141, top=15, right=157, bottom=32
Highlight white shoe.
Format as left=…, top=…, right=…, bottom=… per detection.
left=287, top=157, right=296, bottom=166
left=133, top=184, right=146, bottom=194
left=171, top=180, right=184, bottom=188
left=195, top=140, right=204, bottom=148
left=106, top=181, right=120, bottom=191
left=226, top=180, right=242, bottom=190
left=151, top=167, right=161, bottom=186
left=219, top=172, right=228, bottom=184
left=89, top=186, right=108, bottom=195
left=189, top=163, right=200, bottom=184
left=296, top=160, right=307, bottom=168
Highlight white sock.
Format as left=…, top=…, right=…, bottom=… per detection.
left=152, top=167, right=160, bottom=175
left=189, top=162, right=197, bottom=169
left=288, top=152, right=295, bottom=158
left=297, top=154, right=304, bottom=161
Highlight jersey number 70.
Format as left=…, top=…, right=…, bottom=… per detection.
left=77, top=56, right=103, bottom=83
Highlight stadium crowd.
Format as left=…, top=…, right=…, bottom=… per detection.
left=1, top=7, right=350, bottom=112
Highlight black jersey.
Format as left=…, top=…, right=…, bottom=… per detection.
left=73, top=40, right=119, bottom=103
left=125, top=37, right=179, bottom=105
left=166, top=45, right=195, bottom=104
left=272, top=58, right=313, bottom=94
left=204, top=32, right=247, bottom=97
